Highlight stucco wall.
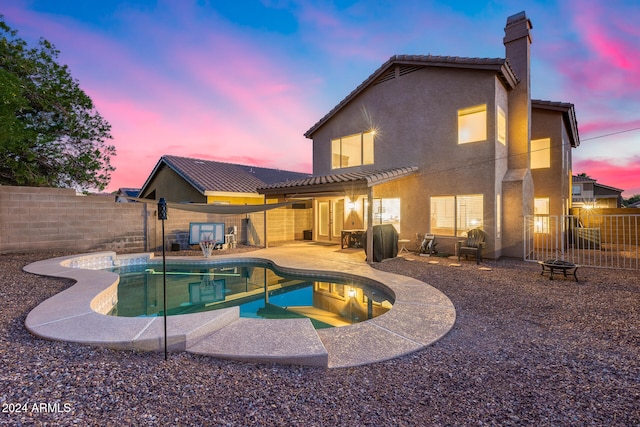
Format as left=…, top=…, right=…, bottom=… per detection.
left=310, top=66, right=510, bottom=258
left=531, top=108, right=572, bottom=216
left=312, top=67, right=505, bottom=177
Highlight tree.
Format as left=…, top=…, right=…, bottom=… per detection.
left=624, top=194, right=640, bottom=207
left=0, top=17, right=115, bottom=191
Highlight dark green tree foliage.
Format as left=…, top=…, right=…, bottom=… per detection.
left=624, top=194, right=640, bottom=207
left=0, top=18, right=115, bottom=190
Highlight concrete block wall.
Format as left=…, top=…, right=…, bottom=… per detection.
left=245, top=208, right=312, bottom=247
left=151, top=207, right=247, bottom=251
left=266, top=208, right=295, bottom=245
left=0, top=186, right=311, bottom=254
left=0, top=186, right=146, bottom=254
left=246, top=212, right=265, bottom=246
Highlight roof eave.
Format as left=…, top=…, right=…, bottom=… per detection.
left=204, top=190, right=262, bottom=198
left=138, top=157, right=166, bottom=198
left=532, top=100, right=580, bottom=148
left=594, top=183, right=625, bottom=193
left=304, top=57, right=395, bottom=139
left=304, top=56, right=517, bottom=139
left=258, top=166, right=419, bottom=196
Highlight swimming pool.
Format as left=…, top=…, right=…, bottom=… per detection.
left=108, top=261, right=394, bottom=329
left=24, top=247, right=456, bottom=367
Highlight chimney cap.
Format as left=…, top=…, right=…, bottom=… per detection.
left=505, top=11, right=532, bottom=29
left=504, top=10, right=533, bottom=44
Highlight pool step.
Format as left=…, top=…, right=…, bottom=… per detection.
left=132, top=307, right=240, bottom=352
left=187, top=318, right=329, bottom=367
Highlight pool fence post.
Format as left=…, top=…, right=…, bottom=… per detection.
left=158, top=198, right=168, bottom=361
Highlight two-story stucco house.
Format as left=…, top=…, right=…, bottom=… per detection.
left=259, top=11, right=579, bottom=260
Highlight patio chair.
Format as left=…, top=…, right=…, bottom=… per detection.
left=457, top=228, right=485, bottom=264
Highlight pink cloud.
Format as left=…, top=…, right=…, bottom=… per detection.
left=578, top=118, right=640, bottom=137
left=573, top=156, right=640, bottom=197
left=550, top=1, right=640, bottom=100
left=578, top=18, right=631, bottom=70
left=3, top=2, right=317, bottom=192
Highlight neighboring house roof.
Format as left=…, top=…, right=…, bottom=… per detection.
left=117, top=188, right=140, bottom=197
left=258, top=166, right=419, bottom=196
left=594, top=183, right=625, bottom=194
left=572, top=175, right=593, bottom=183
left=572, top=175, right=624, bottom=194
left=114, top=187, right=141, bottom=202
left=140, top=155, right=311, bottom=196
left=532, top=100, right=580, bottom=147
left=304, top=54, right=519, bottom=138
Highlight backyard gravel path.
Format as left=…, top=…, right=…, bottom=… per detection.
left=1, top=250, right=638, bottom=426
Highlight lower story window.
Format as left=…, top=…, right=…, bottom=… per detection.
left=431, top=194, right=484, bottom=236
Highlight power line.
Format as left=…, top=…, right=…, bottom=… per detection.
left=410, top=139, right=568, bottom=181
left=581, top=127, right=640, bottom=141
left=411, top=127, right=640, bottom=181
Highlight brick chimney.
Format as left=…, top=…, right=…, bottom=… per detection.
left=504, top=11, right=533, bottom=170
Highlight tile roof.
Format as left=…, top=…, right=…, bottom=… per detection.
left=532, top=99, right=574, bottom=110
left=258, top=166, right=419, bottom=194
left=572, top=175, right=623, bottom=193
left=116, top=188, right=140, bottom=197
left=572, top=175, right=594, bottom=183
left=304, top=54, right=518, bottom=138
left=148, top=155, right=311, bottom=195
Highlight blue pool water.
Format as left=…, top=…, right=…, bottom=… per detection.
left=108, top=261, right=393, bottom=329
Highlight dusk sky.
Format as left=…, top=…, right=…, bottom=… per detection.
left=3, top=0, right=640, bottom=196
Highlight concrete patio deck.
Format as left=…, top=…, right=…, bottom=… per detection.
left=24, top=242, right=456, bottom=368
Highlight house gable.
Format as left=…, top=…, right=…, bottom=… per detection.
left=305, top=55, right=518, bottom=140
left=532, top=100, right=579, bottom=148
left=139, top=155, right=310, bottom=203
left=310, top=63, right=512, bottom=177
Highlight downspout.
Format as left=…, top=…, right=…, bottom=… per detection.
left=263, top=198, right=268, bottom=248
left=143, top=203, right=149, bottom=252
left=366, top=188, right=374, bottom=264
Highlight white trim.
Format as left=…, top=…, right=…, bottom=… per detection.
left=204, top=191, right=262, bottom=198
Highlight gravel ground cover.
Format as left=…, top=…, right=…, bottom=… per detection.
left=1, top=250, right=638, bottom=426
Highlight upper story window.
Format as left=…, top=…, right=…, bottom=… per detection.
left=497, top=106, right=506, bottom=145
left=458, top=104, right=487, bottom=144
left=531, top=137, right=551, bottom=169
left=331, top=131, right=375, bottom=169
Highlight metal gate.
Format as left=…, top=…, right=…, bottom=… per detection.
left=524, top=214, right=640, bottom=270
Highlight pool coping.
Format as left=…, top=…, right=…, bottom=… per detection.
left=23, top=244, right=456, bottom=368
